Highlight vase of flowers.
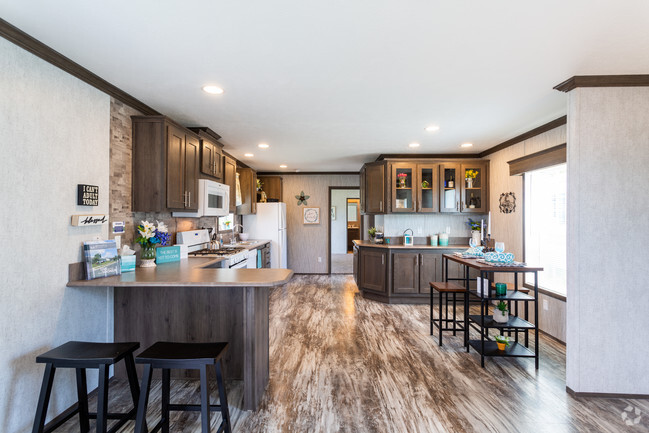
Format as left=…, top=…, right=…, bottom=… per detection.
left=397, top=172, right=408, bottom=188
left=465, top=169, right=478, bottom=188
left=135, top=220, right=170, bottom=267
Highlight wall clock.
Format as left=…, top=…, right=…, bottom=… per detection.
left=303, top=207, right=320, bottom=224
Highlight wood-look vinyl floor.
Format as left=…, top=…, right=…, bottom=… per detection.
left=51, top=275, right=648, bottom=432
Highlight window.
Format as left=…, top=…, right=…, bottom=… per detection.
left=524, top=164, right=567, bottom=296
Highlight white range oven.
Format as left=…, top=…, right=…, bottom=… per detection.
left=172, top=179, right=230, bottom=218
left=176, top=229, right=248, bottom=268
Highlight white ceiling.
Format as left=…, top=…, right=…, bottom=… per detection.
left=3, top=1, right=649, bottom=171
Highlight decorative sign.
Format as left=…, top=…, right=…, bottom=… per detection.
left=303, top=207, right=320, bottom=224
left=155, top=246, right=181, bottom=264
left=499, top=192, right=516, bottom=214
left=71, top=214, right=108, bottom=226
left=77, top=184, right=99, bottom=206
left=112, top=221, right=125, bottom=234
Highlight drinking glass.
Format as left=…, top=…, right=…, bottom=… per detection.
left=469, top=238, right=477, bottom=249
left=495, top=242, right=505, bottom=253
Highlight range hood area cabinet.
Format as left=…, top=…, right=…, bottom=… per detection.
left=360, top=159, right=489, bottom=215
left=236, top=167, right=257, bottom=215
left=132, top=116, right=199, bottom=212
left=188, top=127, right=224, bottom=181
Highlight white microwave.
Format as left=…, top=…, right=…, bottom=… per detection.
left=172, top=179, right=230, bottom=218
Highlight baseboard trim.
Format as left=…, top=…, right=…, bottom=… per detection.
left=538, top=329, right=565, bottom=345
left=566, top=386, right=649, bottom=399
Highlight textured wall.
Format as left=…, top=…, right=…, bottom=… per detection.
left=0, top=38, right=111, bottom=432
left=331, top=189, right=360, bottom=254
left=484, top=124, right=567, bottom=342
left=566, top=87, right=649, bottom=394
left=282, top=175, right=359, bottom=273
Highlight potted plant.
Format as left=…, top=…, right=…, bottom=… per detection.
left=421, top=180, right=430, bottom=189
left=466, top=218, right=482, bottom=246
left=135, top=220, right=170, bottom=268
left=494, top=334, right=511, bottom=351
left=465, top=169, right=478, bottom=188
left=493, top=301, right=509, bottom=323
left=368, top=226, right=377, bottom=243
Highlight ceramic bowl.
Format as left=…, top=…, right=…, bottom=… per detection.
left=484, top=252, right=515, bottom=263
left=238, top=233, right=249, bottom=241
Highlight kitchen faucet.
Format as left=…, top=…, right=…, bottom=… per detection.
left=231, top=224, right=244, bottom=244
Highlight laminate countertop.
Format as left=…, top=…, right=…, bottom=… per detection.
left=353, top=240, right=469, bottom=250
left=67, top=257, right=293, bottom=288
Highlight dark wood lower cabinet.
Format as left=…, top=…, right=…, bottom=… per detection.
left=359, top=249, right=387, bottom=293
left=392, top=253, right=419, bottom=294
left=355, top=243, right=468, bottom=304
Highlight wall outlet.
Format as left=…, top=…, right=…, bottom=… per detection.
left=318, top=257, right=322, bottom=263
left=543, top=299, right=549, bottom=311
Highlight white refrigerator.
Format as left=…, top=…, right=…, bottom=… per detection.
left=243, top=202, right=287, bottom=268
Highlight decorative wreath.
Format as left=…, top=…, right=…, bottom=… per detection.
left=499, top=192, right=516, bottom=214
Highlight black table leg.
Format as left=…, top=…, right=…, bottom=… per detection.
left=162, top=368, right=170, bottom=433
left=534, top=271, right=540, bottom=369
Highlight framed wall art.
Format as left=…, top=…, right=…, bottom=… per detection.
left=303, top=207, right=320, bottom=224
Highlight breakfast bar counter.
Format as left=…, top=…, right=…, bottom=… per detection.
left=68, top=259, right=293, bottom=411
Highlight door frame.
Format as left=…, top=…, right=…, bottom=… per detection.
left=328, top=186, right=361, bottom=274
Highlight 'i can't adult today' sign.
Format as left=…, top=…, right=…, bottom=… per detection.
left=78, top=184, right=99, bottom=206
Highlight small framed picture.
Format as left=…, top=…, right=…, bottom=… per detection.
left=331, top=206, right=336, bottom=220
left=303, top=207, right=320, bottom=224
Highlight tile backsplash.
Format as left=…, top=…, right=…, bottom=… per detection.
left=375, top=213, right=487, bottom=239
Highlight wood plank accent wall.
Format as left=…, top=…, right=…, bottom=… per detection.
left=282, top=174, right=360, bottom=273
left=508, top=143, right=567, bottom=175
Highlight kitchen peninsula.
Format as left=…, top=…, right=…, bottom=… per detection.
left=68, top=259, right=293, bottom=410
left=353, top=240, right=473, bottom=304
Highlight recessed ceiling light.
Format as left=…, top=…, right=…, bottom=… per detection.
left=279, top=164, right=287, bottom=168
left=258, top=143, right=269, bottom=149
left=202, top=85, right=224, bottom=95
left=409, top=142, right=420, bottom=148
left=244, top=153, right=254, bottom=157
left=460, top=143, right=473, bottom=148
left=425, top=125, right=440, bottom=132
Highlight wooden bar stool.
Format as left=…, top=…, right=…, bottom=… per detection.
left=134, top=342, right=232, bottom=433
left=429, top=282, right=466, bottom=346
left=32, top=341, right=140, bottom=433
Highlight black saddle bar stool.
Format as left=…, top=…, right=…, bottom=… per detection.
left=134, top=341, right=232, bottom=433
left=32, top=341, right=140, bottom=433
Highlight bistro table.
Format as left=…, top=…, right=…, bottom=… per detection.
left=441, top=254, right=543, bottom=368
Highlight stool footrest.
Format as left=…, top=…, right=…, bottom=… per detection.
left=168, top=403, right=224, bottom=412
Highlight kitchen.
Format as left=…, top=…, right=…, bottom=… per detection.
left=2, top=3, right=649, bottom=433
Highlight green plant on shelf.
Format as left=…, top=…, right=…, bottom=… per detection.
left=494, top=334, right=511, bottom=348
left=421, top=180, right=430, bottom=188
left=496, top=301, right=508, bottom=315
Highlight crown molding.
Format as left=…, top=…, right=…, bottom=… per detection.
left=554, top=75, right=649, bottom=93
left=0, top=17, right=159, bottom=115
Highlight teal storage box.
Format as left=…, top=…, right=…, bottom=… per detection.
left=120, top=255, right=136, bottom=272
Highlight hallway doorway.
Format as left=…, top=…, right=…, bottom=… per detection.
left=328, top=187, right=359, bottom=274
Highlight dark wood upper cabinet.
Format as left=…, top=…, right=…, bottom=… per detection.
left=359, top=166, right=366, bottom=214
left=417, top=164, right=439, bottom=213
left=184, top=135, right=200, bottom=211
left=188, top=127, right=224, bottom=181
left=257, top=176, right=282, bottom=202
left=459, top=162, right=488, bottom=213
left=363, top=161, right=386, bottom=214
left=237, top=167, right=257, bottom=215
left=223, top=155, right=237, bottom=213
left=132, top=116, right=200, bottom=212
left=391, top=163, right=416, bottom=213
left=439, top=163, right=461, bottom=213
